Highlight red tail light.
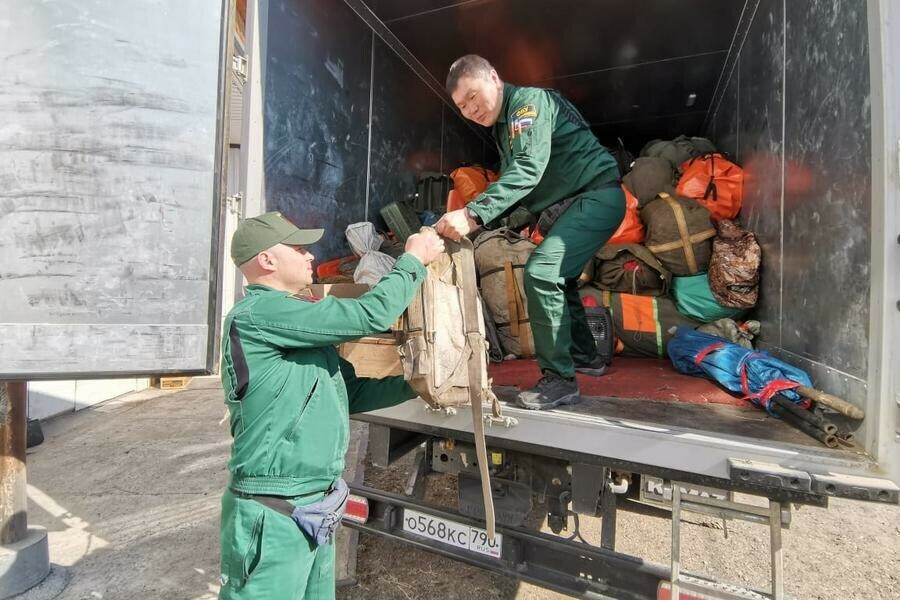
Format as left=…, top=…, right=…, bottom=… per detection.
left=343, top=494, right=370, bottom=524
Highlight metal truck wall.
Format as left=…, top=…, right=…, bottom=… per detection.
left=708, top=0, right=871, bottom=407
left=0, top=0, right=226, bottom=379
left=263, top=0, right=485, bottom=261
left=366, top=0, right=743, bottom=150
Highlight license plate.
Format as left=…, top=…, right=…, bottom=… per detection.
left=401, top=509, right=502, bottom=558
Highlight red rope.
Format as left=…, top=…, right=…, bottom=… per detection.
left=694, top=342, right=725, bottom=366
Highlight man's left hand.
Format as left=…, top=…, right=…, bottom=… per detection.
left=435, top=208, right=480, bottom=241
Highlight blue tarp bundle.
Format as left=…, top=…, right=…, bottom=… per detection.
left=667, top=327, right=812, bottom=412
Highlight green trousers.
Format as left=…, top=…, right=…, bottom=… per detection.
left=219, top=489, right=335, bottom=600
left=524, top=186, right=626, bottom=378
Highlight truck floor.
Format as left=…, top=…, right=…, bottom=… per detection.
left=489, top=358, right=858, bottom=451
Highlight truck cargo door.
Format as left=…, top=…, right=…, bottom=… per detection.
left=0, top=1, right=230, bottom=378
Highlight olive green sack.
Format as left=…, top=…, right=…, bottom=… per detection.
left=472, top=228, right=537, bottom=358
left=641, top=192, right=715, bottom=276
left=594, top=243, right=671, bottom=296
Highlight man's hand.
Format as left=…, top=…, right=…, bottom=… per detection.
left=405, top=228, right=445, bottom=266
left=435, top=208, right=481, bottom=241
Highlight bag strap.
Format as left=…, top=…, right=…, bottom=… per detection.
left=513, top=276, right=533, bottom=356
left=503, top=261, right=520, bottom=337
left=405, top=285, right=425, bottom=333
left=648, top=193, right=715, bottom=273
left=456, top=237, right=497, bottom=541
left=703, top=154, right=718, bottom=202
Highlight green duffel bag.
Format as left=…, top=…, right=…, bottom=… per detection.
left=622, top=157, right=677, bottom=206
left=640, top=135, right=718, bottom=172
left=594, top=244, right=671, bottom=296
left=671, top=273, right=747, bottom=323
left=642, top=192, right=715, bottom=276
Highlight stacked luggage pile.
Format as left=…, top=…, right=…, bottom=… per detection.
left=468, top=135, right=762, bottom=361
left=333, top=136, right=763, bottom=364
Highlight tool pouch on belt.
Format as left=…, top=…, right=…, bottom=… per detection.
left=235, top=479, right=349, bottom=547
left=396, top=227, right=513, bottom=540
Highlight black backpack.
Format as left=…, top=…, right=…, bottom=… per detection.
left=607, top=137, right=635, bottom=178
left=414, top=172, right=452, bottom=213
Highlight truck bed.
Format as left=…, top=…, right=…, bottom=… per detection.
left=489, top=358, right=823, bottom=447
left=358, top=358, right=897, bottom=503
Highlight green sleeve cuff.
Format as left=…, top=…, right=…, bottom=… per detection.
left=394, top=252, right=426, bottom=277
left=467, top=201, right=492, bottom=226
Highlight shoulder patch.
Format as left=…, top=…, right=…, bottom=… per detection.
left=513, top=104, right=538, bottom=119
left=509, top=103, right=537, bottom=141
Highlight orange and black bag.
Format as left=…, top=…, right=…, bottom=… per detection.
left=676, top=153, right=744, bottom=220
left=450, top=165, right=499, bottom=203
left=580, top=285, right=700, bottom=358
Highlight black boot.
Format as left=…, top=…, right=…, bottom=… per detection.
left=516, top=371, right=580, bottom=410
left=575, top=354, right=610, bottom=377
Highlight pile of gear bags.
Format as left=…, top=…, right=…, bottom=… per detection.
left=466, top=135, right=763, bottom=361
left=331, top=135, right=764, bottom=362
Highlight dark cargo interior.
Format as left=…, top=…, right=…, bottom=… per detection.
left=254, top=1, right=874, bottom=455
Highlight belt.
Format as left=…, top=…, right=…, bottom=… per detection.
left=232, top=479, right=350, bottom=546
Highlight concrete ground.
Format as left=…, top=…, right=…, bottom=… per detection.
left=21, top=379, right=900, bottom=599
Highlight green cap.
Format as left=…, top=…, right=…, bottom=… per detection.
left=230, top=212, right=324, bottom=266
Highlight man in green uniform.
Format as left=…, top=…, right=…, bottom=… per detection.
left=436, top=54, right=625, bottom=410
left=218, top=212, right=444, bottom=599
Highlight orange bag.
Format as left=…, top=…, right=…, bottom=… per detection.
left=676, top=153, right=743, bottom=220
left=450, top=165, right=499, bottom=203
left=608, top=185, right=645, bottom=245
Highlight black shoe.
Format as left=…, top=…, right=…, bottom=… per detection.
left=575, top=355, right=610, bottom=377
left=516, top=372, right=580, bottom=410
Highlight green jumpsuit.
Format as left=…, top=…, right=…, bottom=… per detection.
left=467, top=83, right=626, bottom=378
left=218, top=253, right=426, bottom=599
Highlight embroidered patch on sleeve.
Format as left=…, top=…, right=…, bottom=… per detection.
left=509, top=104, right=538, bottom=141
left=514, top=104, right=538, bottom=119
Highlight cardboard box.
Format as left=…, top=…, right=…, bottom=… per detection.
left=302, top=282, right=403, bottom=376
left=339, top=334, right=403, bottom=378
left=303, top=283, right=370, bottom=299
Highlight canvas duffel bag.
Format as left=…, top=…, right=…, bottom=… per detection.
left=473, top=229, right=536, bottom=358
left=579, top=285, right=700, bottom=358
left=622, top=157, right=677, bottom=207
left=642, top=192, right=715, bottom=276
left=594, top=243, right=671, bottom=296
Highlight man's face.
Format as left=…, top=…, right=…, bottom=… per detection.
left=451, top=70, right=503, bottom=127
left=264, top=243, right=316, bottom=291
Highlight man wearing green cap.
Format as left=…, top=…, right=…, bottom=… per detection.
left=218, top=211, right=444, bottom=600
left=436, top=54, right=625, bottom=411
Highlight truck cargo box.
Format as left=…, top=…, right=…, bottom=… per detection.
left=1, top=0, right=896, bottom=501
left=234, top=0, right=899, bottom=500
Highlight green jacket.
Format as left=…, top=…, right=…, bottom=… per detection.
left=220, top=253, right=426, bottom=497
left=467, top=83, right=619, bottom=226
